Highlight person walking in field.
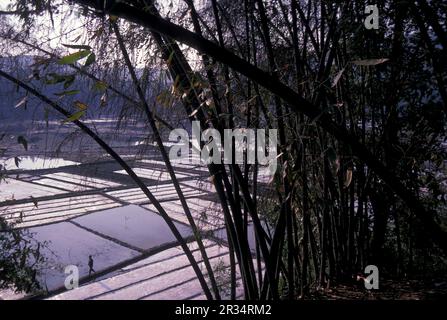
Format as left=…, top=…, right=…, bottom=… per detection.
left=88, top=255, right=95, bottom=276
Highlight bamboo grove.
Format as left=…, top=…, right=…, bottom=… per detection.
left=0, top=0, right=446, bottom=299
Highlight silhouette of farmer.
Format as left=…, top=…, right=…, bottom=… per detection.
left=88, top=255, right=95, bottom=276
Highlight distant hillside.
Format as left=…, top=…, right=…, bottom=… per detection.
left=0, top=55, right=179, bottom=126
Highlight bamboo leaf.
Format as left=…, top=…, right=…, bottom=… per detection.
left=171, top=75, right=181, bottom=94
left=352, top=58, right=389, bottom=66
left=247, top=95, right=258, bottom=105
left=156, top=90, right=174, bottom=108
left=45, top=73, right=67, bottom=84
left=100, top=93, right=107, bottom=107
left=94, top=81, right=108, bottom=92
left=71, top=34, right=82, bottom=43
left=166, top=51, right=175, bottom=66
left=189, top=107, right=201, bottom=117
left=17, top=136, right=28, bottom=151
left=74, top=101, right=88, bottom=110
left=14, top=156, right=21, bottom=168
left=62, top=110, right=85, bottom=123
left=54, top=90, right=80, bottom=97
left=332, top=67, right=345, bottom=88
left=63, top=75, right=76, bottom=89
left=14, top=96, right=28, bottom=108
left=344, top=168, right=353, bottom=188
left=84, top=53, right=96, bottom=67
left=57, top=50, right=91, bottom=65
